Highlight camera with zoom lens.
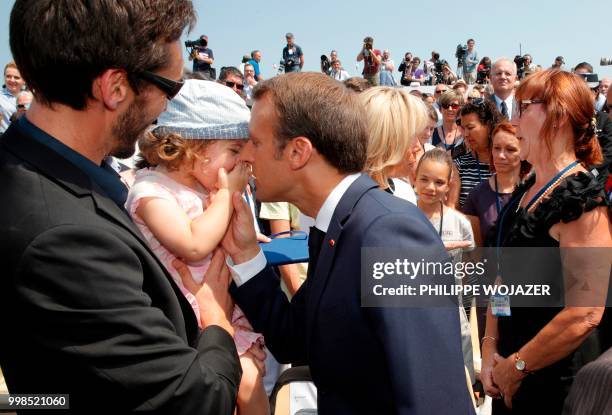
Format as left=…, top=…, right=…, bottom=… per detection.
left=321, top=55, right=331, bottom=74
left=433, top=59, right=448, bottom=84
left=185, top=37, right=207, bottom=48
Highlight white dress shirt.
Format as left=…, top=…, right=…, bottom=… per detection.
left=228, top=173, right=362, bottom=286
left=494, top=94, right=515, bottom=120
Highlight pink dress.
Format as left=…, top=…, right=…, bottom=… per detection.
left=126, top=167, right=263, bottom=355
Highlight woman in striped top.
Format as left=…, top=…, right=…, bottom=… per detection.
left=454, top=100, right=503, bottom=208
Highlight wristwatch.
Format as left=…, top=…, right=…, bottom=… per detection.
left=514, top=353, right=532, bottom=374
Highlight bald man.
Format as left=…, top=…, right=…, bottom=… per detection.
left=488, top=58, right=518, bottom=120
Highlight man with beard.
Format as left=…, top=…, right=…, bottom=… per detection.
left=0, top=1, right=244, bottom=413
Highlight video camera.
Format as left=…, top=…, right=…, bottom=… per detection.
left=185, top=37, right=208, bottom=60
left=185, top=37, right=207, bottom=48
left=455, top=44, right=468, bottom=66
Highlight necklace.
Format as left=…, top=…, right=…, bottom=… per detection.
left=516, top=161, right=580, bottom=213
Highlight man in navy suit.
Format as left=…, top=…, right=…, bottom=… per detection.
left=218, top=72, right=475, bottom=414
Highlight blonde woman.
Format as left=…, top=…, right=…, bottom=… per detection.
left=361, top=87, right=429, bottom=204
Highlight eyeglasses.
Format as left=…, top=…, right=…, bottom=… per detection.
left=138, top=70, right=184, bottom=100
left=225, top=81, right=245, bottom=91
left=442, top=103, right=461, bottom=110
left=519, top=99, right=544, bottom=117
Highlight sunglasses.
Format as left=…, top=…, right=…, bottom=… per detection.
left=17, top=103, right=30, bottom=110
left=442, top=103, right=461, bottom=110
left=435, top=89, right=447, bottom=94
left=138, top=70, right=184, bottom=100
left=519, top=99, right=544, bottom=117
left=225, top=81, right=245, bottom=91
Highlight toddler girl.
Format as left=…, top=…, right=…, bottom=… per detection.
left=126, top=80, right=268, bottom=414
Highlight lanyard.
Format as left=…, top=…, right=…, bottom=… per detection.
left=494, top=175, right=502, bottom=215
left=524, top=161, right=579, bottom=211
left=475, top=153, right=483, bottom=184
left=438, top=202, right=444, bottom=237
left=439, top=125, right=458, bottom=150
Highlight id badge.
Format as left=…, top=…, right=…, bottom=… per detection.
left=491, top=294, right=511, bottom=317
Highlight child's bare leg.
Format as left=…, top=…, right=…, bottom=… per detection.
left=236, top=352, right=270, bottom=415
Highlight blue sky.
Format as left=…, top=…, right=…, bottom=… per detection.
left=1, top=0, right=611, bottom=79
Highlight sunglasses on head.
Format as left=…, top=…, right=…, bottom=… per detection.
left=442, top=103, right=461, bottom=110
left=225, top=81, right=245, bottom=90
left=137, top=70, right=184, bottom=100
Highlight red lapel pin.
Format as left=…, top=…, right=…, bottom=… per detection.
left=329, top=239, right=336, bottom=247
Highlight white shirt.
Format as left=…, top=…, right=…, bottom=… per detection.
left=228, top=173, right=362, bottom=286
left=494, top=94, right=515, bottom=120
left=330, top=69, right=350, bottom=82
left=595, top=94, right=606, bottom=112
left=390, top=178, right=416, bottom=205
left=0, top=88, right=17, bottom=133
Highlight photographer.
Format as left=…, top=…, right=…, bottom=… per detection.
left=329, top=59, right=350, bottom=81
left=321, top=50, right=338, bottom=75
left=518, top=54, right=535, bottom=79
left=282, top=33, right=304, bottom=73
left=476, top=56, right=491, bottom=84
left=189, top=35, right=215, bottom=79
left=462, top=38, right=478, bottom=84
left=398, top=52, right=413, bottom=86
left=399, top=55, right=425, bottom=86
left=424, top=51, right=440, bottom=85
left=439, top=62, right=458, bottom=85
left=356, top=36, right=382, bottom=86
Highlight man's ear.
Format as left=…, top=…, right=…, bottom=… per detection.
left=287, top=137, right=313, bottom=170
left=92, top=69, right=131, bottom=111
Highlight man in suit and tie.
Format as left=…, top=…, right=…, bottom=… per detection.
left=216, top=72, right=475, bottom=414
left=489, top=58, right=518, bottom=120
left=0, top=1, right=243, bottom=413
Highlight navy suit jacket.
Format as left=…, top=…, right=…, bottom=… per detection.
left=232, top=175, right=475, bottom=414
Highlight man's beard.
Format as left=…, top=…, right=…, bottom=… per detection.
left=110, top=98, right=151, bottom=159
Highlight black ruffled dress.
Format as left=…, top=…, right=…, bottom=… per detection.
left=486, top=171, right=610, bottom=414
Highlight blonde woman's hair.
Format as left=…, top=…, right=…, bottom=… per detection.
left=361, top=86, right=429, bottom=188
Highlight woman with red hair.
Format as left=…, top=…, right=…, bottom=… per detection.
left=481, top=70, right=611, bottom=413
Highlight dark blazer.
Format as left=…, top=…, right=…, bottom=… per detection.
left=487, top=94, right=517, bottom=120
left=232, top=175, right=475, bottom=414
left=0, top=123, right=241, bottom=413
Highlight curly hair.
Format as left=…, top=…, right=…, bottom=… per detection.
left=136, top=130, right=212, bottom=171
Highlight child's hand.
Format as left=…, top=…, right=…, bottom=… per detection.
left=215, top=168, right=229, bottom=190
left=225, top=162, right=250, bottom=194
